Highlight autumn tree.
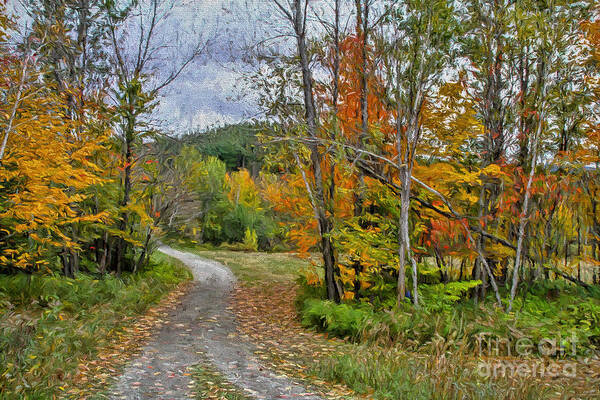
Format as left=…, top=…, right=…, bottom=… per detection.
left=268, top=0, right=345, bottom=302
left=104, top=0, right=209, bottom=273
left=506, top=0, right=592, bottom=310
left=383, top=0, right=458, bottom=306
left=22, top=0, right=113, bottom=275
left=578, top=11, right=600, bottom=282
left=0, top=5, right=107, bottom=274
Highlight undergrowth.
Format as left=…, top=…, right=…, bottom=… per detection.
left=299, top=279, right=600, bottom=399
left=0, top=252, right=191, bottom=399
left=311, top=346, right=568, bottom=400
left=300, top=279, right=600, bottom=357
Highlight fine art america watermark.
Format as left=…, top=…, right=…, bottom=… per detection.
left=476, top=332, right=579, bottom=379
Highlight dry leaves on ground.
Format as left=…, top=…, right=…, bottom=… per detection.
left=64, top=281, right=193, bottom=399
left=230, top=282, right=358, bottom=400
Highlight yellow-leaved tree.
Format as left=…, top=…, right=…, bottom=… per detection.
left=0, top=11, right=108, bottom=273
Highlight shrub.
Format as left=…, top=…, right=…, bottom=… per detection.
left=298, top=279, right=600, bottom=357
left=301, top=298, right=376, bottom=340
left=420, top=280, right=482, bottom=312
left=242, top=228, right=259, bottom=252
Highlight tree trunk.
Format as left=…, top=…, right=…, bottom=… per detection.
left=61, top=249, right=73, bottom=278
left=398, top=164, right=418, bottom=307
left=114, top=113, right=135, bottom=273
left=397, top=198, right=407, bottom=304
left=70, top=248, right=79, bottom=275
left=292, top=0, right=341, bottom=302
left=353, top=0, right=369, bottom=217
left=135, top=229, right=152, bottom=273
left=0, top=54, right=30, bottom=162
left=473, top=258, right=481, bottom=305
left=98, top=232, right=109, bottom=275
left=434, top=247, right=444, bottom=282
left=508, top=110, right=544, bottom=312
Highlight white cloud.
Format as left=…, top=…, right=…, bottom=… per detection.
left=191, top=109, right=237, bottom=129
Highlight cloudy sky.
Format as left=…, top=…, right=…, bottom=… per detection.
left=7, top=0, right=349, bottom=133
left=151, top=0, right=274, bottom=133
left=151, top=0, right=345, bottom=133
left=153, top=0, right=350, bottom=133
left=6, top=0, right=282, bottom=132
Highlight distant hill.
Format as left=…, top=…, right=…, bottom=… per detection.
left=180, top=122, right=265, bottom=175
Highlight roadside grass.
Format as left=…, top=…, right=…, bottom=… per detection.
left=189, top=247, right=600, bottom=400
left=312, top=347, right=574, bottom=400
left=0, top=252, right=192, bottom=399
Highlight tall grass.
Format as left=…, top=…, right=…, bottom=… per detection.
left=301, top=280, right=600, bottom=356
left=299, top=280, right=600, bottom=399
left=0, top=252, right=191, bottom=399
left=313, top=346, right=562, bottom=400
